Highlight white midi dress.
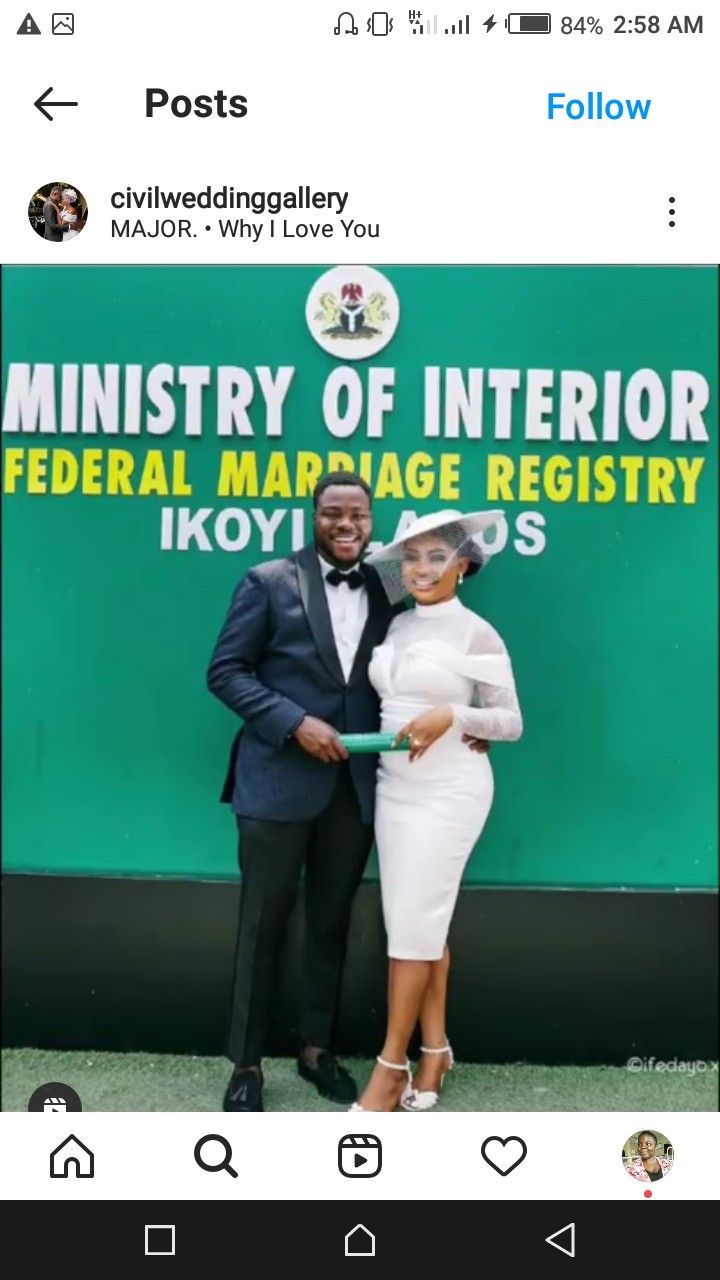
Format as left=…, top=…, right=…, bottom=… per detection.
left=368, top=595, right=522, bottom=960
left=61, top=210, right=78, bottom=240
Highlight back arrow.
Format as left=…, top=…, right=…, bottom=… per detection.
left=545, top=1222, right=576, bottom=1258
left=34, top=87, right=78, bottom=121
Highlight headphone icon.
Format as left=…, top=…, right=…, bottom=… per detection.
left=333, top=11, right=359, bottom=34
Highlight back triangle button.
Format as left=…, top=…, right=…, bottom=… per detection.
left=545, top=1223, right=575, bottom=1258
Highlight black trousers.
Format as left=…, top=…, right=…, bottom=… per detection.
left=226, top=764, right=374, bottom=1067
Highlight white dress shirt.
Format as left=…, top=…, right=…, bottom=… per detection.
left=318, top=552, right=369, bottom=681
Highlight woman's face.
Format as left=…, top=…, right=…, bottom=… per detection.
left=637, top=1135, right=657, bottom=1160
left=400, top=534, right=468, bottom=605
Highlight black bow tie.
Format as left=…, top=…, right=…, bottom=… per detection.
left=325, top=567, right=365, bottom=590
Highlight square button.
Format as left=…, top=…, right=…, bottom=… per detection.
left=145, top=1226, right=175, bottom=1256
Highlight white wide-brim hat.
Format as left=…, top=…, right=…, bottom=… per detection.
left=365, top=509, right=505, bottom=603
left=366, top=509, right=505, bottom=565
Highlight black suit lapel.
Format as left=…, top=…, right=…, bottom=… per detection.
left=347, top=563, right=391, bottom=687
left=295, top=544, right=345, bottom=686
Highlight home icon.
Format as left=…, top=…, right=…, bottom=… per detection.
left=344, top=1224, right=375, bottom=1257
left=50, top=1134, right=95, bottom=1179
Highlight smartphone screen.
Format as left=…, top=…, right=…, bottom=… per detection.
left=1, top=0, right=717, bottom=1262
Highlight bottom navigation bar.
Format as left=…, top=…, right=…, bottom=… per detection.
left=0, top=1201, right=710, bottom=1267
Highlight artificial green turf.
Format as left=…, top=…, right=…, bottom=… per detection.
left=2, top=1049, right=717, bottom=1111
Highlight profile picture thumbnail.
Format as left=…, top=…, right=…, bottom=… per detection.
left=29, top=182, right=88, bottom=243
left=622, top=1128, right=674, bottom=1183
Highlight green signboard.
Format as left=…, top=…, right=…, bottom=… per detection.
left=1, top=265, right=717, bottom=888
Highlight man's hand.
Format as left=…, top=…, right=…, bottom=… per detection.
left=462, top=734, right=490, bottom=754
left=294, top=715, right=349, bottom=763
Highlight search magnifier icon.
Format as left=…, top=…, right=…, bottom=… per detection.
left=194, top=1133, right=238, bottom=1178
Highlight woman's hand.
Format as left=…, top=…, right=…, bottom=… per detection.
left=395, top=706, right=453, bottom=761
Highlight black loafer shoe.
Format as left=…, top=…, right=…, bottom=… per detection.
left=297, top=1052, right=358, bottom=1104
left=223, top=1067, right=264, bottom=1112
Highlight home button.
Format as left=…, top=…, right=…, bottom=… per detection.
left=49, top=1134, right=94, bottom=1179
left=345, top=1224, right=376, bottom=1257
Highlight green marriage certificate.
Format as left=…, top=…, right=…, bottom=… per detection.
left=338, top=733, right=411, bottom=753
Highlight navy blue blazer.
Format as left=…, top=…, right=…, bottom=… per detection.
left=207, top=544, right=401, bottom=823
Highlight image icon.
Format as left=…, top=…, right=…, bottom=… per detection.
left=52, top=13, right=74, bottom=35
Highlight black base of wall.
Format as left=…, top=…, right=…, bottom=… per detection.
left=2, top=874, right=717, bottom=1063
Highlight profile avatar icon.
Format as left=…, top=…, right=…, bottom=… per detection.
left=28, top=181, right=88, bottom=242
left=623, top=1128, right=674, bottom=1185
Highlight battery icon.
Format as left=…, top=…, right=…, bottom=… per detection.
left=505, top=13, right=552, bottom=32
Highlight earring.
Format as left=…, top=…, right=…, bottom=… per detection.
left=458, top=572, right=464, bottom=585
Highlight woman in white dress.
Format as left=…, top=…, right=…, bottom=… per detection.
left=60, top=188, right=82, bottom=240
left=353, top=510, right=523, bottom=1112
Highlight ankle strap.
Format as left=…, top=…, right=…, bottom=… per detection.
left=420, top=1044, right=453, bottom=1057
left=376, top=1054, right=410, bottom=1075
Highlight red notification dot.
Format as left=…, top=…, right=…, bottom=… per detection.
left=644, top=1190, right=652, bottom=1198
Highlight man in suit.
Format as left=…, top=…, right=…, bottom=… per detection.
left=207, top=470, right=400, bottom=1111
left=42, top=188, right=69, bottom=242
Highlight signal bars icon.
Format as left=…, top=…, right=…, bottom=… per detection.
left=409, top=12, right=471, bottom=34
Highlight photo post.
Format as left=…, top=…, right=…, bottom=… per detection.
left=0, top=0, right=717, bottom=1257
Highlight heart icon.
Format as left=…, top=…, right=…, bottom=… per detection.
left=480, top=1135, right=528, bottom=1177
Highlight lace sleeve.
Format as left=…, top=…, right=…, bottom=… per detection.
left=450, top=619, right=523, bottom=742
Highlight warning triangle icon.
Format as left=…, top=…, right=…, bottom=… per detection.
left=17, top=12, right=41, bottom=33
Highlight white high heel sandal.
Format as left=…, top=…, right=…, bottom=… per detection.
left=348, top=1055, right=413, bottom=1112
left=400, top=1044, right=454, bottom=1112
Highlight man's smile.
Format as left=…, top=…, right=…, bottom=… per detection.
left=331, top=533, right=362, bottom=549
